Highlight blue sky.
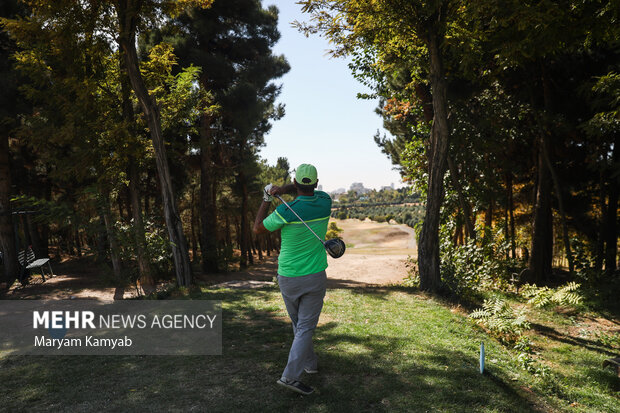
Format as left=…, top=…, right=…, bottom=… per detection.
left=259, top=0, right=403, bottom=192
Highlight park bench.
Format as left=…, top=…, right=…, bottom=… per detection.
left=17, top=246, right=54, bottom=282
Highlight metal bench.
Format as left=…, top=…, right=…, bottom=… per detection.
left=17, top=246, right=54, bottom=282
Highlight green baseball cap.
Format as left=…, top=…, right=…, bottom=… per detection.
left=295, top=163, right=318, bottom=185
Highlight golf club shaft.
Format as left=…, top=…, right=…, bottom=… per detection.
left=274, top=195, right=326, bottom=245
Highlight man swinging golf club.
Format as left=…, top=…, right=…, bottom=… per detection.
left=253, top=163, right=343, bottom=395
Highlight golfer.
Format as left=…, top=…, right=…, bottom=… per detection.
left=253, top=163, right=332, bottom=395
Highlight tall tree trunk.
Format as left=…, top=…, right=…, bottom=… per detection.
left=238, top=174, right=249, bottom=269
left=26, top=216, right=43, bottom=258
left=117, top=194, right=126, bottom=222
left=200, top=113, right=219, bottom=273
left=604, top=137, right=619, bottom=274
left=101, top=193, right=122, bottom=279
left=595, top=164, right=606, bottom=272
left=144, top=170, right=151, bottom=218
left=255, top=235, right=263, bottom=260
left=447, top=156, right=475, bottom=239
left=116, top=0, right=192, bottom=286
left=190, top=186, right=199, bottom=263
left=504, top=205, right=510, bottom=260
left=96, top=212, right=108, bottom=262
left=0, top=133, right=19, bottom=285
left=129, top=159, right=155, bottom=290
left=119, top=48, right=154, bottom=290
left=540, top=135, right=574, bottom=273
left=484, top=199, right=494, bottom=244
left=21, top=215, right=32, bottom=250
left=40, top=179, right=51, bottom=256
left=74, top=222, right=82, bottom=257
left=418, top=23, right=450, bottom=293
left=529, top=144, right=553, bottom=282
left=507, top=173, right=516, bottom=260
left=604, top=187, right=618, bottom=274
left=225, top=214, right=232, bottom=251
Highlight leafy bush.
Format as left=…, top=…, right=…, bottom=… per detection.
left=513, top=336, right=550, bottom=377
left=115, top=219, right=173, bottom=282
left=439, top=222, right=517, bottom=297
left=332, top=204, right=424, bottom=228
left=520, top=282, right=583, bottom=308
left=143, top=221, right=174, bottom=279
left=470, top=296, right=530, bottom=343
left=571, top=238, right=601, bottom=283
left=326, top=221, right=343, bottom=240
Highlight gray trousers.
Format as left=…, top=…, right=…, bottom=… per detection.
left=278, top=271, right=327, bottom=381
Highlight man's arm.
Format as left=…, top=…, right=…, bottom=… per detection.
left=253, top=200, right=272, bottom=235
left=270, top=183, right=296, bottom=196
left=253, top=183, right=294, bottom=235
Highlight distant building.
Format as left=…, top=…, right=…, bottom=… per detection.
left=350, top=182, right=370, bottom=194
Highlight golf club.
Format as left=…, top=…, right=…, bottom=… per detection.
left=274, top=194, right=345, bottom=259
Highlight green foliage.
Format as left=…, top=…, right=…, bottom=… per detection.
left=513, top=336, right=550, bottom=377
left=114, top=219, right=173, bottom=282
left=333, top=203, right=424, bottom=229
left=325, top=221, right=343, bottom=240
left=571, top=238, right=602, bottom=284
left=141, top=42, right=214, bottom=137
left=470, top=296, right=530, bottom=343
left=258, top=158, right=291, bottom=189
left=439, top=222, right=516, bottom=297
left=336, top=187, right=420, bottom=205
left=595, top=331, right=620, bottom=350
left=520, top=282, right=583, bottom=309
left=10, top=195, right=72, bottom=227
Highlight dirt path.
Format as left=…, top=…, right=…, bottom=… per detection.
left=213, top=219, right=417, bottom=288
left=325, top=219, right=416, bottom=287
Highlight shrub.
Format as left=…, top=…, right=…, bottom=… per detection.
left=439, top=222, right=517, bottom=297
left=326, top=221, right=344, bottom=240
left=571, top=238, right=601, bottom=283
left=513, top=336, right=550, bottom=377
left=470, top=296, right=530, bottom=343
left=114, top=219, right=173, bottom=283
left=519, top=282, right=583, bottom=308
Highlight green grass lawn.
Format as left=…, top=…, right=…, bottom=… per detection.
left=0, top=286, right=617, bottom=412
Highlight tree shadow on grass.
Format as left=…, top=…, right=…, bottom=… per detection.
left=0, top=288, right=546, bottom=412
left=530, top=322, right=618, bottom=358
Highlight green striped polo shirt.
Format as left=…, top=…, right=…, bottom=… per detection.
left=263, top=191, right=332, bottom=277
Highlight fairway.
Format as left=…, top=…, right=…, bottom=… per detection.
left=325, top=219, right=417, bottom=286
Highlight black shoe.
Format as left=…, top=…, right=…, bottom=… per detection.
left=277, top=378, right=314, bottom=395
